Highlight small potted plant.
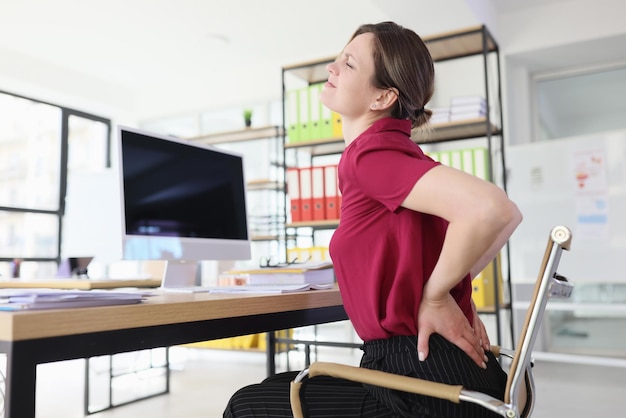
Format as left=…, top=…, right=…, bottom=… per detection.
left=243, top=108, right=253, bottom=128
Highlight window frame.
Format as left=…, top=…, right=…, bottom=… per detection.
left=0, top=89, right=111, bottom=269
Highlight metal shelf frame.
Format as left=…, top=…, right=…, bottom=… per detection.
left=276, top=25, right=513, bottom=364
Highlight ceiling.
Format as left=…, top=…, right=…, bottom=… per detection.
left=0, top=0, right=471, bottom=118
left=0, top=0, right=491, bottom=119
left=0, top=0, right=621, bottom=129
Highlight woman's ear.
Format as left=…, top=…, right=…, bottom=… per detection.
left=372, top=87, right=399, bottom=111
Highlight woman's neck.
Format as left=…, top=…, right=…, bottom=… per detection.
left=342, top=114, right=384, bottom=146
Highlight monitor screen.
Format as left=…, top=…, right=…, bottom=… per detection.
left=117, top=126, right=251, bottom=277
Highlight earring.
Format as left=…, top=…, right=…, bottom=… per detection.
left=370, top=104, right=377, bottom=109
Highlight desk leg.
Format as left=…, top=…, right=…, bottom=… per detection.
left=266, top=332, right=276, bottom=377
left=5, top=344, right=36, bottom=418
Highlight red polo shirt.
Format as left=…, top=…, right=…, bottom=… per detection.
left=329, top=117, right=473, bottom=342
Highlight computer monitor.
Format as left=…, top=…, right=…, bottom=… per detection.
left=117, top=125, right=251, bottom=287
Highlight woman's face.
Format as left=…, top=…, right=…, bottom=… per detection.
left=320, top=32, right=381, bottom=119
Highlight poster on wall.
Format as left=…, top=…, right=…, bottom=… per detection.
left=571, top=149, right=608, bottom=240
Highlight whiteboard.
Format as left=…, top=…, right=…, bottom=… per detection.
left=506, top=129, right=626, bottom=283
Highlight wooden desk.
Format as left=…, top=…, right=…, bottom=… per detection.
left=0, top=288, right=346, bottom=418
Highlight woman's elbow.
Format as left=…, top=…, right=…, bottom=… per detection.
left=475, top=188, right=522, bottom=229
left=494, top=196, right=523, bottom=230
left=506, top=200, right=523, bottom=230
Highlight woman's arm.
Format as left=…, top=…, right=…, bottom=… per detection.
left=401, top=164, right=522, bottom=367
left=402, top=164, right=521, bottom=297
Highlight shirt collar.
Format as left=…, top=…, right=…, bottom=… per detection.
left=364, top=117, right=412, bottom=137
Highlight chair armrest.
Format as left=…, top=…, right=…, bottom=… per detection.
left=290, top=362, right=463, bottom=418
left=306, top=362, right=463, bottom=402
left=291, top=362, right=519, bottom=418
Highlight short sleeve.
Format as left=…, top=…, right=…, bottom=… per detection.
left=353, top=147, right=439, bottom=212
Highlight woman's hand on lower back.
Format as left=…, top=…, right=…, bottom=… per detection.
left=471, top=299, right=491, bottom=352
left=416, top=293, right=487, bottom=369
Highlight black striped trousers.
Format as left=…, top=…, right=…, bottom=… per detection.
left=223, top=334, right=507, bottom=417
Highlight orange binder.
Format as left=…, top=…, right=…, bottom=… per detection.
left=311, top=166, right=326, bottom=220
left=299, top=167, right=313, bottom=222
left=286, top=168, right=301, bottom=222
left=324, top=165, right=340, bottom=220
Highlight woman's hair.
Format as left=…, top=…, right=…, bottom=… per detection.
left=351, top=22, right=434, bottom=129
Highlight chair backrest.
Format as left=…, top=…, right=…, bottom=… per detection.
left=504, top=225, right=573, bottom=415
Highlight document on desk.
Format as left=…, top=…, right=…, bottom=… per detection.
left=206, top=283, right=334, bottom=294
left=0, top=288, right=145, bottom=311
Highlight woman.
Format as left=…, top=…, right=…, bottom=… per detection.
left=224, top=21, right=522, bottom=418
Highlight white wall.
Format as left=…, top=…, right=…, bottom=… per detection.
left=497, top=0, right=626, bottom=55
left=0, top=48, right=137, bottom=125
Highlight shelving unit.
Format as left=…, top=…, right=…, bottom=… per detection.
left=280, top=25, right=513, bottom=346
left=423, top=26, right=512, bottom=347
left=189, top=125, right=284, bottom=145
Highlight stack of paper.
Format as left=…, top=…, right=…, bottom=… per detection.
left=0, top=289, right=145, bottom=311
left=227, top=261, right=335, bottom=286
left=430, top=107, right=451, bottom=124
left=208, top=283, right=334, bottom=294
left=449, top=95, right=487, bottom=121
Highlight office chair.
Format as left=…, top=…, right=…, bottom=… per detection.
left=291, top=225, right=573, bottom=418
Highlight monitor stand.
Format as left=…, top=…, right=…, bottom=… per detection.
left=160, top=260, right=198, bottom=289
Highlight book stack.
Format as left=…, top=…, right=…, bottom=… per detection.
left=227, top=260, right=335, bottom=286
left=430, top=107, right=451, bottom=124
left=209, top=283, right=334, bottom=294
left=449, top=95, right=487, bottom=121
left=248, top=213, right=285, bottom=238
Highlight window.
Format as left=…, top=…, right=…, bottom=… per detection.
left=0, top=91, right=110, bottom=278
left=68, top=114, right=111, bottom=173
left=534, top=64, right=626, bottom=141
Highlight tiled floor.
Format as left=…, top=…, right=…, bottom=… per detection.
left=32, top=323, right=626, bottom=417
